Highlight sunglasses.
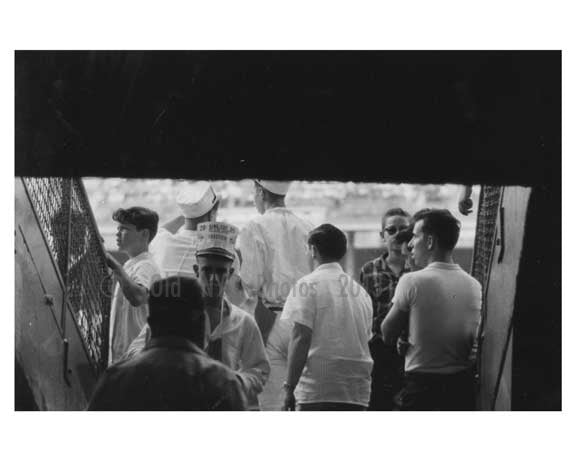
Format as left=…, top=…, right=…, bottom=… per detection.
left=384, top=226, right=409, bottom=236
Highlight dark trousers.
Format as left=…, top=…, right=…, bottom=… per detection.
left=394, top=369, right=476, bottom=411
left=298, top=402, right=367, bottom=411
left=368, top=336, right=404, bottom=411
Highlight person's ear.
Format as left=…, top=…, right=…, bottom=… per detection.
left=193, top=264, right=199, bottom=278
left=426, top=235, right=434, bottom=250
left=141, top=228, right=150, bottom=242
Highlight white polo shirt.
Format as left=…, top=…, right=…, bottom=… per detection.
left=281, top=262, right=373, bottom=407
left=108, top=251, right=161, bottom=365
left=391, top=262, right=482, bottom=374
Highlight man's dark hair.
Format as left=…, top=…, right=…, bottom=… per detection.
left=112, top=207, right=159, bottom=242
left=416, top=208, right=461, bottom=251
left=308, top=223, right=347, bottom=261
left=382, top=207, right=410, bottom=221
left=395, top=208, right=431, bottom=244
left=148, top=277, right=205, bottom=346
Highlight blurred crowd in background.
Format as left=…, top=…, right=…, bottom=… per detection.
left=85, top=179, right=478, bottom=259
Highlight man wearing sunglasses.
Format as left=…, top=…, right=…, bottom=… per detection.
left=359, top=208, right=411, bottom=410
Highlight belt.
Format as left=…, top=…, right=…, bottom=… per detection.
left=268, top=306, right=283, bottom=313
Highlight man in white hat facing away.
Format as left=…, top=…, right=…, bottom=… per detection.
left=236, top=180, right=314, bottom=410
left=148, top=181, right=221, bottom=279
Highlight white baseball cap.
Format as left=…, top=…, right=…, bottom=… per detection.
left=176, top=181, right=220, bottom=219
left=255, top=180, right=291, bottom=196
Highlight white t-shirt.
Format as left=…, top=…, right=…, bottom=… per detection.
left=391, top=262, right=482, bottom=374
left=281, top=262, right=373, bottom=407
left=237, top=207, right=314, bottom=308
left=108, top=251, right=161, bottom=365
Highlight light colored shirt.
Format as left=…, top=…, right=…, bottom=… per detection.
left=123, top=301, right=270, bottom=410
left=150, top=227, right=240, bottom=278
left=391, top=262, right=482, bottom=374
left=149, top=228, right=199, bottom=278
left=237, top=207, right=313, bottom=309
left=108, top=251, right=161, bottom=365
left=281, top=262, right=374, bottom=407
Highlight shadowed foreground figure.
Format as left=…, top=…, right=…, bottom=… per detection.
left=87, top=277, right=247, bottom=411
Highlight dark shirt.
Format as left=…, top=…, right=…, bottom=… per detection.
left=87, top=336, right=247, bottom=411
left=359, top=253, right=410, bottom=334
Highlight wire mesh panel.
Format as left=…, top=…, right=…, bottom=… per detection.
left=22, top=177, right=111, bottom=375
left=471, top=185, right=503, bottom=289
left=22, top=178, right=71, bottom=280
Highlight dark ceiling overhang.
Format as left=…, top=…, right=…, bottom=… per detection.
left=15, top=51, right=560, bottom=186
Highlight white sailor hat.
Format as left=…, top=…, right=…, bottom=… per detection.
left=255, top=180, right=292, bottom=196
left=176, top=181, right=220, bottom=219
left=196, top=222, right=239, bottom=261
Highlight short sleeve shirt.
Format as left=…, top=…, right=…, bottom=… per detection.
left=281, top=262, right=373, bottom=406
left=108, top=251, right=161, bottom=365
left=391, top=262, right=482, bottom=374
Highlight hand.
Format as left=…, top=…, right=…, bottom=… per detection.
left=458, top=186, right=474, bottom=216
left=397, top=337, right=411, bottom=356
left=282, top=389, right=296, bottom=411
left=458, top=197, right=473, bottom=215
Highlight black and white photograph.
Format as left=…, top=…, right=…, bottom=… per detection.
left=4, top=3, right=571, bottom=460
left=14, top=50, right=561, bottom=413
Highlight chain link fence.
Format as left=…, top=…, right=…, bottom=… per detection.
left=471, top=185, right=503, bottom=290
left=22, top=177, right=112, bottom=375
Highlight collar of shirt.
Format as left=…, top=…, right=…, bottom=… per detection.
left=264, top=207, right=290, bottom=215
left=207, top=299, right=233, bottom=340
left=314, top=262, right=344, bottom=273
left=177, top=229, right=198, bottom=238
left=426, top=262, right=461, bottom=271
left=146, top=336, right=206, bottom=355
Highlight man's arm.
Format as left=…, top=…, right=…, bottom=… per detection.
left=381, top=304, right=409, bottom=345
left=236, top=224, right=266, bottom=312
left=161, top=215, right=185, bottom=234
left=282, top=322, right=312, bottom=411
left=458, top=185, right=474, bottom=216
left=105, top=253, right=149, bottom=306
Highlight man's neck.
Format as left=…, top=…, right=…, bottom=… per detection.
left=126, top=245, right=148, bottom=259
left=427, top=251, right=455, bottom=265
left=263, top=200, right=286, bottom=212
left=183, top=217, right=211, bottom=231
left=205, top=297, right=224, bottom=331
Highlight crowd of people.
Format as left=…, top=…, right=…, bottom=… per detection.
left=88, top=180, right=482, bottom=411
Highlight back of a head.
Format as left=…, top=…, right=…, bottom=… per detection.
left=308, top=223, right=347, bottom=262
left=148, top=276, right=205, bottom=345
left=418, top=208, right=461, bottom=251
